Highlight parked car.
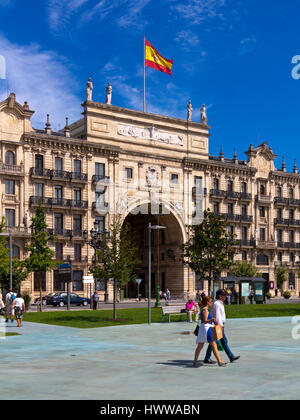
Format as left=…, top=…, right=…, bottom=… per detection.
left=34, top=293, right=56, bottom=306
left=48, top=292, right=91, bottom=307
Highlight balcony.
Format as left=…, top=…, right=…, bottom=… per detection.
left=92, top=175, right=110, bottom=184
left=92, top=201, right=109, bottom=212
left=30, top=168, right=88, bottom=182
left=0, top=163, right=25, bottom=176
left=231, top=239, right=255, bottom=247
left=240, top=192, right=252, bottom=201
left=274, top=197, right=300, bottom=206
left=192, top=187, right=207, bottom=198
left=277, top=242, right=300, bottom=249
left=274, top=218, right=300, bottom=227
left=29, top=196, right=88, bottom=209
left=3, top=226, right=31, bottom=237
left=47, top=229, right=86, bottom=238
left=220, top=214, right=253, bottom=223
left=256, top=241, right=276, bottom=249
left=256, top=194, right=272, bottom=203
left=226, top=191, right=240, bottom=200
left=210, top=189, right=227, bottom=198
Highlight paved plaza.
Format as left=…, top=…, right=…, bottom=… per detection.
left=0, top=316, right=299, bottom=400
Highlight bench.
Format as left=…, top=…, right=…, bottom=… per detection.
left=161, top=305, right=188, bottom=323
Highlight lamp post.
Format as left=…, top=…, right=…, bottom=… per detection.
left=148, top=223, right=166, bottom=325
left=0, top=231, right=13, bottom=289
left=83, top=223, right=110, bottom=303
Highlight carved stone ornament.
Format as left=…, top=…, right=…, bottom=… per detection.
left=146, top=166, right=159, bottom=187
left=118, top=124, right=184, bottom=147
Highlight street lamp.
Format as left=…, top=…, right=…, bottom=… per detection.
left=0, top=231, right=13, bottom=289
left=83, top=224, right=110, bottom=303
left=148, top=223, right=166, bottom=325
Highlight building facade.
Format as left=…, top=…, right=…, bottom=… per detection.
left=0, top=91, right=299, bottom=300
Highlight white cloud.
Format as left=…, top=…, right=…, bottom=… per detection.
left=175, top=30, right=200, bottom=47
left=171, top=0, right=226, bottom=25
left=47, top=0, right=89, bottom=35
left=0, top=35, right=82, bottom=130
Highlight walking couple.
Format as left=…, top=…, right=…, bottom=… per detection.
left=193, top=289, right=240, bottom=367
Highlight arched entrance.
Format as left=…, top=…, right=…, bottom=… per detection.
left=121, top=203, right=187, bottom=299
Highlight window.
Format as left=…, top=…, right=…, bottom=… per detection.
left=276, top=229, right=282, bottom=242
left=242, top=226, right=248, bottom=241
left=35, top=183, right=43, bottom=198
left=256, top=254, right=269, bottom=265
left=5, top=151, right=15, bottom=165
left=54, top=213, right=63, bottom=233
left=125, top=167, right=133, bottom=179
left=260, top=184, right=266, bottom=195
left=259, top=207, right=265, bottom=218
left=289, top=209, right=294, bottom=220
left=95, top=163, right=105, bottom=177
left=194, top=176, right=202, bottom=188
left=54, top=186, right=63, bottom=201
left=228, top=203, right=233, bottom=216
left=5, top=180, right=15, bottom=195
left=289, top=188, right=294, bottom=199
left=73, top=271, right=83, bottom=291
left=73, top=188, right=81, bottom=203
left=290, top=253, right=295, bottom=263
left=73, top=215, right=82, bottom=233
left=276, top=186, right=282, bottom=197
left=95, top=216, right=105, bottom=232
left=73, top=159, right=81, bottom=173
left=213, top=178, right=219, bottom=191
left=227, top=226, right=234, bottom=236
left=161, top=253, right=165, bottom=261
left=5, top=209, right=15, bottom=227
left=241, top=205, right=247, bottom=217
left=55, top=157, right=63, bottom=171
left=227, top=180, right=233, bottom=192
left=242, top=251, right=247, bottom=261
left=34, top=272, right=46, bottom=291
left=278, top=252, right=282, bottom=262
left=277, top=208, right=282, bottom=219
left=12, top=245, right=20, bottom=259
left=35, top=154, right=43, bottom=169
left=53, top=270, right=65, bottom=291
left=241, top=182, right=247, bottom=193
left=74, top=243, right=82, bottom=262
left=289, top=230, right=294, bottom=243
left=260, top=228, right=265, bottom=241
left=55, top=243, right=63, bottom=260
left=171, top=174, right=179, bottom=184
left=289, top=273, right=296, bottom=290
left=95, top=191, right=105, bottom=205
left=213, top=202, right=219, bottom=215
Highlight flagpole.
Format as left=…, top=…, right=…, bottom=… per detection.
left=143, top=36, right=146, bottom=112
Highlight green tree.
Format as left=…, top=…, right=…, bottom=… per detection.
left=230, top=261, right=260, bottom=278
left=182, top=210, right=236, bottom=296
left=90, top=215, right=140, bottom=321
left=0, top=218, right=29, bottom=292
left=24, top=204, right=57, bottom=312
left=275, top=266, right=288, bottom=294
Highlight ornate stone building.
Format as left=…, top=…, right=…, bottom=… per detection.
left=0, top=90, right=299, bottom=300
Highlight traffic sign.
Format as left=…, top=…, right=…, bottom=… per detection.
left=136, top=278, right=142, bottom=285
left=83, top=276, right=94, bottom=284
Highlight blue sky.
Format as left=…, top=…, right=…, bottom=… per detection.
left=0, top=0, right=300, bottom=170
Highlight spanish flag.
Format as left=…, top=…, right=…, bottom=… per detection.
left=145, top=39, right=173, bottom=76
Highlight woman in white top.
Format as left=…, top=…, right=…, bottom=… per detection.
left=13, top=293, right=25, bottom=327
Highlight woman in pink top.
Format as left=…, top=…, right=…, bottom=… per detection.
left=186, top=298, right=199, bottom=323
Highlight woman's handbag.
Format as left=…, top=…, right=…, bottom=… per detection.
left=212, top=324, right=223, bottom=341
left=194, top=325, right=199, bottom=336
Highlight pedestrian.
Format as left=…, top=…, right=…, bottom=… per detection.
left=203, top=289, right=240, bottom=364
left=249, top=288, right=254, bottom=304
left=166, top=289, right=170, bottom=301
left=226, top=289, right=231, bottom=305
left=91, top=290, right=99, bottom=310
left=186, top=297, right=199, bottom=323
left=0, top=295, right=4, bottom=316
left=13, top=293, right=25, bottom=328
left=193, top=295, right=227, bottom=367
left=5, top=289, right=16, bottom=323
left=196, top=290, right=201, bottom=301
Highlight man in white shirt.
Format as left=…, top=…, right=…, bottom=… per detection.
left=204, top=289, right=240, bottom=364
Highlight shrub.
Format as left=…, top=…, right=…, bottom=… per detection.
left=266, top=292, right=272, bottom=299
left=283, top=291, right=291, bottom=299
left=22, top=292, right=31, bottom=310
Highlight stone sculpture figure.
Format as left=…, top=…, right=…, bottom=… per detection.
left=146, top=166, right=159, bottom=188
left=106, top=83, right=112, bottom=105
left=187, top=100, right=192, bottom=121
left=200, top=104, right=208, bottom=124
left=86, top=78, right=93, bottom=101
left=24, top=209, right=30, bottom=227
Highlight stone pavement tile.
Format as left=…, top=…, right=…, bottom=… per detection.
left=0, top=317, right=299, bottom=400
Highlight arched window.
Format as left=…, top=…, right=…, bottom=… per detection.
left=5, top=151, right=15, bottom=165
left=260, top=184, right=266, bottom=195
left=276, top=186, right=282, bottom=197
left=256, top=254, right=269, bottom=266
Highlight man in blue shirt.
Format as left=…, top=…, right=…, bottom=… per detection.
left=91, top=290, right=99, bottom=310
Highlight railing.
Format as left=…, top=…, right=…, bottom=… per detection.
left=4, top=226, right=30, bottom=234
left=274, top=197, right=300, bottom=206
left=29, top=196, right=88, bottom=209
left=0, top=163, right=24, bottom=175
left=47, top=229, right=85, bottom=238
left=92, top=201, right=109, bottom=211
left=210, top=189, right=252, bottom=200
left=220, top=214, right=253, bottom=223
left=210, top=189, right=227, bottom=198
left=256, top=194, right=272, bottom=202
left=274, top=218, right=300, bottom=226
left=277, top=242, right=300, bottom=249
left=240, top=192, right=252, bottom=200
left=30, top=168, right=88, bottom=182
left=92, top=175, right=110, bottom=184
left=226, top=191, right=240, bottom=199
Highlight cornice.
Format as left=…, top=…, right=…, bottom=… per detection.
left=184, top=157, right=256, bottom=176
left=270, top=170, right=300, bottom=183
